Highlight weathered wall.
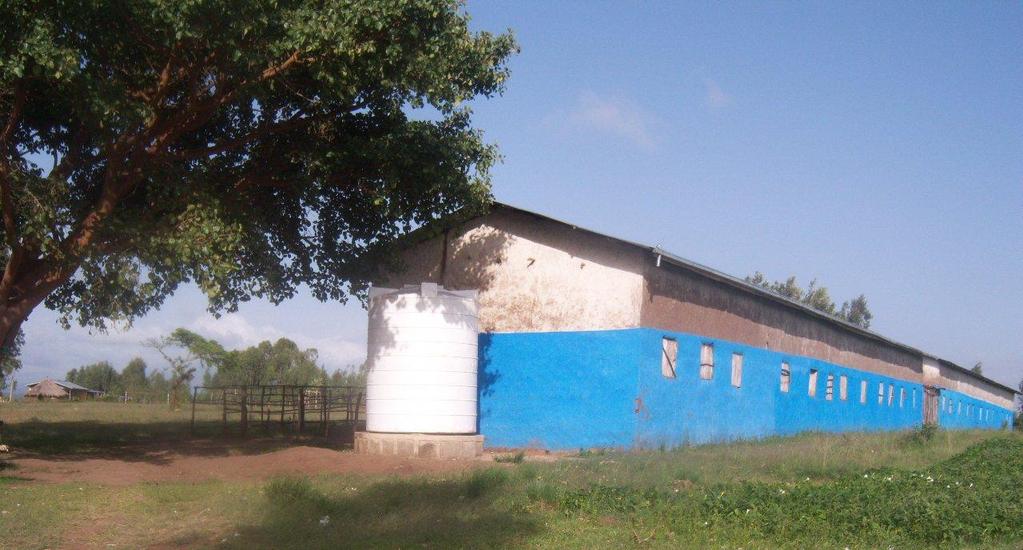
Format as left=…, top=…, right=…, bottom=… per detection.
left=378, top=207, right=646, bottom=332
left=641, top=261, right=924, bottom=383
left=922, top=357, right=1015, bottom=410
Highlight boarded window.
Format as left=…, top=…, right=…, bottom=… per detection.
left=661, top=338, right=678, bottom=379
left=899, top=387, right=905, bottom=407
left=958, top=401, right=962, bottom=415
left=860, top=380, right=867, bottom=404
left=887, top=384, right=894, bottom=407
left=912, top=389, right=917, bottom=409
left=731, top=353, right=743, bottom=388
left=839, top=375, right=848, bottom=401
left=780, top=362, right=791, bottom=393
left=825, top=374, right=834, bottom=401
left=878, top=382, right=884, bottom=405
left=700, top=343, right=714, bottom=380
left=808, top=369, right=818, bottom=398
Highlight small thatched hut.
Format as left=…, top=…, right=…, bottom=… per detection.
left=24, top=378, right=102, bottom=400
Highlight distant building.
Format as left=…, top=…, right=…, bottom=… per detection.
left=378, top=203, right=1018, bottom=449
left=24, top=378, right=102, bottom=400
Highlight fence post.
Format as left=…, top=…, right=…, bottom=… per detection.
left=190, top=387, right=198, bottom=435
left=322, top=386, right=328, bottom=437
left=298, top=387, right=306, bottom=433
left=240, top=386, right=248, bottom=437
left=280, top=386, right=286, bottom=433
left=261, top=386, right=268, bottom=430
left=221, top=389, right=228, bottom=434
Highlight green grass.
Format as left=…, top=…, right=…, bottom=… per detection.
left=0, top=400, right=342, bottom=455
left=1, top=402, right=1020, bottom=548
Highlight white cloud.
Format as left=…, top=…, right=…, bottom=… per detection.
left=552, top=91, right=656, bottom=149
left=704, top=79, right=731, bottom=109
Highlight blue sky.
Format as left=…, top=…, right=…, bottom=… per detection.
left=15, top=2, right=1023, bottom=391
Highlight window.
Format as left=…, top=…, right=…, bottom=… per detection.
left=661, top=337, right=678, bottom=379
left=825, top=374, right=834, bottom=401
left=912, top=389, right=917, bottom=409
left=700, top=343, right=714, bottom=380
left=731, top=353, right=743, bottom=388
left=887, top=384, right=894, bottom=407
left=860, top=380, right=868, bottom=404
left=839, top=375, right=848, bottom=401
left=878, top=382, right=884, bottom=405
left=808, top=369, right=818, bottom=397
left=958, top=401, right=962, bottom=415
left=899, top=387, right=905, bottom=408
left=780, top=362, right=791, bottom=393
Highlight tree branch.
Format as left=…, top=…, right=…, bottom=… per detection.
left=166, top=110, right=316, bottom=161
left=0, top=78, right=26, bottom=149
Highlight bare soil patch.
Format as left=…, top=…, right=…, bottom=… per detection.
left=8, top=439, right=484, bottom=486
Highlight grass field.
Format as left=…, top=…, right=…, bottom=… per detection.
left=1, top=401, right=1021, bottom=548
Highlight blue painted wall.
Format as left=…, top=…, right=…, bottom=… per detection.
left=478, top=328, right=1013, bottom=449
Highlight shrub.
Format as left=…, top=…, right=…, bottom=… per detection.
left=900, top=424, right=938, bottom=447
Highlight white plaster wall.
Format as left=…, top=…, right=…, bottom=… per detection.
left=379, top=208, right=646, bottom=333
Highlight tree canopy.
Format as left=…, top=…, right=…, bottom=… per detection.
left=745, top=272, right=874, bottom=329
left=0, top=0, right=517, bottom=380
left=66, top=360, right=119, bottom=393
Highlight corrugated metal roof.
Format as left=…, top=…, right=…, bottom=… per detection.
left=488, top=202, right=1019, bottom=395
left=26, top=378, right=102, bottom=393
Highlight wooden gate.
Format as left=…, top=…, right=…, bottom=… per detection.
left=923, top=385, right=940, bottom=426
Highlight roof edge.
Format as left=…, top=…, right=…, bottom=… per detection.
left=488, top=201, right=1019, bottom=396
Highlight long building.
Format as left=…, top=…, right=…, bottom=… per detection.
left=378, top=203, right=1017, bottom=449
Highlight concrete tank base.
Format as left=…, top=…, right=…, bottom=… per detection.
left=354, top=431, right=484, bottom=459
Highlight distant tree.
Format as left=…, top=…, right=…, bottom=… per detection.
left=190, top=332, right=323, bottom=387
left=839, top=294, right=873, bottom=329
left=146, top=329, right=222, bottom=409
left=66, top=361, right=120, bottom=394
left=971, top=362, right=984, bottom=376
left=148, top=370, right=170, bottom=403
left=0, top=0, right=516, bottom=362
left=802, top=279, right=837, bottom=315
left=121, top=357, right=149, bottom=400
left=745, top=272, right=873, bottom=328
left=330, top=363, right=370, bottom=387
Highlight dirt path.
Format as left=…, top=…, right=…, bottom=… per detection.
left=7, top=439, right=485, bottom=486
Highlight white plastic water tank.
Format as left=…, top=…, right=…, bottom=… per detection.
left=365, top=283, right=479, bottom=434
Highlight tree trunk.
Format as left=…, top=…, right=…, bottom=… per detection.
left=0, top=264, right=76, bottom=356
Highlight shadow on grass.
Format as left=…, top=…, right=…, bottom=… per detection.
left=225, top=469, right=539, bottom=549
left=5, top=420, right=360, bottom=464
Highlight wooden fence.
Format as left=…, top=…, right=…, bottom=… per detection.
left=191, top=385, right=365, bottom=437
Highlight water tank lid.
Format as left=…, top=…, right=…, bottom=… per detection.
left=369, top=283, right=477, bottom=300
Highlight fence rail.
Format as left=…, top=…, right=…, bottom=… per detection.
left=191, top=385, right=365, bottom=437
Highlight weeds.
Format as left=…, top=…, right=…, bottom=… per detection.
left=494, top=451, right=525, bottom=464
left=900, top=423, right=939, bottom=447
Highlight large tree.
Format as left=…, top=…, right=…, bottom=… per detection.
left=0, top=1, right=516, bottom=367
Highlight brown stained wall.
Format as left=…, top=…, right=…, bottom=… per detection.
left=923, top=358, right=1015, bottom=410
left=641, top=261, right=923, bottom=381
left=377, top=207, right=646, bottom=332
